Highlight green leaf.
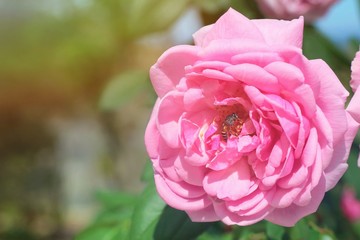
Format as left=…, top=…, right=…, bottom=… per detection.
left=344, top=148, right=360, bottom=194
left=351, top=221, right=360, bottom=238
left=290, top=218, right=321, bottom=240
left=141, top=160, right=154, bottom=183
left=197, top=232, right=232, bottom=240
left=93, top=207, right=133, bottom=225
left=154, top=205, right=213, bottom=240
left=266, top=221, right=285, bottom=240
left=347, top=38, right=360, bottom=57
left=75, top=207, right=133, bottom=240
left=99, top=70, right=148, bottom=111
left=290, top=219, right=309, bottom=240
left=197, top=222, right=234, bottom=240
left=95, top=190, right=137, bottom=209
left=129, top=182, right=166, bottom=240
left=75, top=223, right=126, bottom=240
left=76, top=190, right=137, bottom=240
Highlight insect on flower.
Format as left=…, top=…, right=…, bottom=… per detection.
left=221, top=113, right=243, bottom=141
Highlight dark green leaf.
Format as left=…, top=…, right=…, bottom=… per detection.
left=290, top=219, right=309, bottom=240
left=308, top=220, right=337, bottom=240
left=347, top=38, right=360, bottom=58
left=197, top=222, right=234, bottom=240
left=351, top=221, right=360, bottom=238
left=129, top=182, right=166, bottom=240
left=99, top=70, right=148, bottom=111
left=266, top=221, right=284, bottom=240
left=154, top=205, right=213, bottom=240
left=197, top=230, right=232, bottom=240
left=290, top=218, right=321, bottom=240
left=343, top=148, right=360, bottom=194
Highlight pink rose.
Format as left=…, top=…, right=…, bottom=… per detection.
left=348, top=49, right=360, bottom=166
left=145, top=8, right=359, bottom=226
left=255, top=0, right=338, bottom=22
left=341, top=188, right=360, bottom=222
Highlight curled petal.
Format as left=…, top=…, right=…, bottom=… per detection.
left=145, top=99, right=161, bottom=159
left=193, top=8, right=264, bottom=47
left=252, top=17, right=304, bottom=48
left=347, top=87, right=360, bottom=124
left=224, top=64, right=280, bottom=93
left=231, top=52, right=283, bottom=67
left=157, top=92, right=184, bottom=148
left=186, top=204, right=220, bottom=222
left=150, top=45, right=199, bottom=97
left=265, top=175, right=326, bottom=226
left=213, top=201, right=272, bottom=226
left=154, top=174, right=211, bottom=211
left=351, top=50, right=360, bottom=92
left=203, top=160, right=251, bottom=200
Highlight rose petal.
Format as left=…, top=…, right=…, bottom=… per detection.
left=145, top=99, right=161, bottom=159
left=150, top=45, right=199, bottom=97
left=300, top=127, right=318, bottom=167
left=231, top=52, right=283, bottom=67
left=347, top=87, right=360, bottom=124
left=325, top=112, right=358, bottom=189
left=157, top=92, right=184, bottom=148
left=224, top=64, right=280, bottom=94
left=174, top=157, right=207, bottom=186
left=265, top=61, right=305, bottom=90
left=213, top=201, right=272, bottom=226
left=265, top=175, right=326, bottom=226
left=277, top=164, right=308, bottom=189
left=252, top=17, right=304, bottom=48
left=203, top=160, right=251, bottom=200
left=154, top=173, right=211, bottom=211
left=164, top=177, right=206, bottom=198
left=186, top=204, right=220, bottom=222
left=194, top=8, right=264, bottom=47
left=309, top=59, right=349, bottom=145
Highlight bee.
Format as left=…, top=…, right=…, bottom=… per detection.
left=221, top=113, right=243, bottom=141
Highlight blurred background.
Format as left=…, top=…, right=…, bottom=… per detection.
left=0, top=0, right=359, bottom=239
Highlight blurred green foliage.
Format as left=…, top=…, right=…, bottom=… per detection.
left=99, top=70, right=149, bottom=111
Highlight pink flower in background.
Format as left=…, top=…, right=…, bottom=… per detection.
left=145, top=8, right=359, bottom=227
left=341, top=188, right=360, bottom=222
left=347, top=49, right=360, bottom=166
left=255, top=0, right=338, bottom=22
